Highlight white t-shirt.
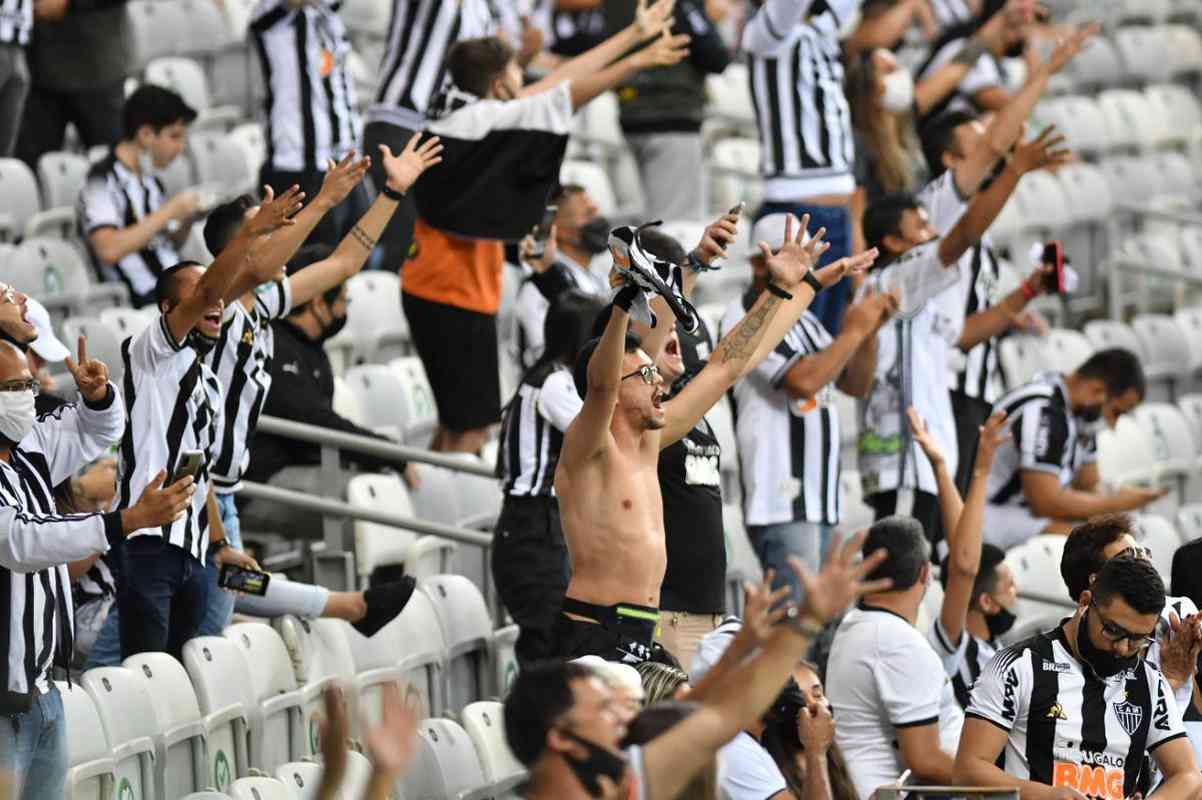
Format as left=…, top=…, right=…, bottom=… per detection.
left=827, top=605, right=949, bottom=800
left=717, top=731, right=788, bottom=800
left=515, top=256, right=610, bottom=368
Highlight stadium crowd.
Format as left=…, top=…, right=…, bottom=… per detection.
left=1, top=0, right=1201, bottom=797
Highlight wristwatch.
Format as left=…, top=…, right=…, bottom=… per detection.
left=207, top=538, right=230, bottom=560
left=778, top=605, right=826, bottom=639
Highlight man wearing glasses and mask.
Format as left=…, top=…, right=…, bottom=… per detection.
left=955, top=555, right=1202, bottom=800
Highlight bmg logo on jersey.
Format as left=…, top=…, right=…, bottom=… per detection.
left=1053, top=761, right=1125, bottom=800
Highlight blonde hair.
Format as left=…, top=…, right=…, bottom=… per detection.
left=635, top=661, right=689, bottom=707
left=846, top=50, right=921, bottom=195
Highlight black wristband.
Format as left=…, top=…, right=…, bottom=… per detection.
left=802, top=272, right=824, bottom=294
left=766, top=282, right=793, bottom=300
left=380, top=183, right=405, bottom=201
left=613, top=285, right=639, bottom=313
left=207, top=538, right=229, bottom=559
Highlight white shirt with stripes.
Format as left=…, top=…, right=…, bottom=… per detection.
left=368, top=0, right=497, bottom=130
left=118, top=315, right=224, bottom=563
left=919, top=36, right=1006, bottom=117
left=515, top=257, right=610, bottom=369
left=741, top=0, right=859, bottom=201
left=929, top=616, right=996, bottom=711
left=967, top=624, right=1186, bottom=796
left=251, top=0, right=361, bottom=173
left=203, top=280, right=292, bottom=494
left=77, top=152, right=180, bottom=303
left=0, top=389, right=125, bottom=702
left=0, top=0, right=32, bottom=46
left=951, top=236, right=1005, bottom=403
left=725, top=299, right=841, bottom=526
left=498, top=364, right=581, bottom=497
left=928, top=0, right=974, bottom=33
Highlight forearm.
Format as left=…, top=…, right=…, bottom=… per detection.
left=588, top=303, right=632, bottom=393
left=290, top=195, right=400, bottom=307
left=836, top=332, right=877, bottom=397
left=1153, top=773, right=1202, bottom=800
left=742, top=0, right=818, bottom=52
left=702, top=627, right=813, bottom=742
left=523, top=24, right=640, bottom=97
left=802, top=752, right=832, bottom=800
left=950, top=460, right=990, bottom=578
left=958, top=287, right=1028, bottom=351
left=847, top=0, right=920, bottom=53
left=206, top=487, right=226, bottom=544
left=955, top=755, right=1048, bottom=800
left=785, top=325, right=870, bottom=400
left=915, top=59, right=973, bottom=116
left=981, top=69, right=1052, bottom=169
left=628, top=295, right=674, bottom=362
left=365, top=772, right=394, bottom=800
left=1032, top=485, right=1135, bottom=520
left=224, top=198, right=334, bottom=302
left=91, top=207, right=177, bottom=264
left=943, top=162, right=1021, bottom=262
left=740, top=287, right=813, bottom=377
left=712, top=291, right=788, bottom=383
left=687, top=635, right=755, bottom=702
left=932, top=457, right=964, bottom=539
left=569, top=53, right=642, bottom=110
left=0, top=508, right=119, bottom=573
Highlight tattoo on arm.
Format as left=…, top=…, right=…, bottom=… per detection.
left=953, top=37, right=988, bottom=66
left=349, top=224, right=377, bottom=251
left=714, top=295, right=781, bottom=365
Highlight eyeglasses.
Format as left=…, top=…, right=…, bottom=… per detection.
left=1090, top=601, right=1156, bottom=647
left=0, top=378, right=39, bottom=396
left=621, top=364, right=660, bottom=385
left=1118, top=544, right=1152, bottom=562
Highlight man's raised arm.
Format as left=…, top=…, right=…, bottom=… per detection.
left=559, top=294, right=634, bottom=468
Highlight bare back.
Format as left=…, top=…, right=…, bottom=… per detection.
left=555, top=426, right=667, bottom=608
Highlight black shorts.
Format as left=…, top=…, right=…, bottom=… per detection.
left=402, top=291, right=501, bottom=432
left=553, top=598, right=680, bottom=668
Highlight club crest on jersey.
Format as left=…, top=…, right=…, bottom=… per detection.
left=1046, top=703, right=1069, bottom=721
left=1113, top=700, right=1144, bottom=736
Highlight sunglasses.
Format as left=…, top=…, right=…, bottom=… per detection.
left=621, top=364, right=660, bottom=385
left=0, top=378, right=39, bottom=396
left=1090, top=601, right=1156, bottom=647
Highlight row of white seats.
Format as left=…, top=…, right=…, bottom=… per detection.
left=1034, top=84, right=1202, bottom=155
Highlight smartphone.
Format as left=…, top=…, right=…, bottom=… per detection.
left=170, top=450, right=204, bottom=485
left=219, top=564, right=271, bottom=596
left=529, top=205, right=558, bottom=258
left=1041, top=241, right=1066, bottom=294
left=728, top=202, right=745, bottom=217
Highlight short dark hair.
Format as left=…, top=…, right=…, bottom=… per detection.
left=862, top=515, right=929, bottom=590
left=941, top=543, right=1007, bottom=604
left=447, top=36, right=515, bottom=98
left=1091, top=555, right=1165, bottom=616
left=504, top=660, right=594, bottom=766
left=540, top=290, right=606, bottom=370
left=863, top=193, right=921, bottom=254
left=551, top=183, right=585, bottom=205
left=620, top=701, right=697, bottom=748
left=920, top=110, right=978, bottom=179
left=1075, top=348, right=1146, bottom=402
left=123, top=85, right=197, bottom=141
left=573, top=332, right=642, bottom=399
left=1061, top=513, right=1137, bottom=602
left=155, top=260, right=206, bottom=307
left=203, top=194, right=255, bottom=256
left=286, top=244, right=341, bottom=315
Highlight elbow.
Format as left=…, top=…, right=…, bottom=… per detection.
left=92, top=240, right=122, bottom=266
left=1024, top=492, right=1059, bottom=520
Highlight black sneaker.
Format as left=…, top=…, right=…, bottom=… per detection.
left=353, top=576, right=418, bottom=638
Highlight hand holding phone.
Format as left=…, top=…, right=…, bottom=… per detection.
left=219, top=564, right=271, bottom=596
left=171, top=450, right=204, bottom=486
left=529, top=205, right=558, bottom=258
left=1040, top=241, right=1066, bottom=295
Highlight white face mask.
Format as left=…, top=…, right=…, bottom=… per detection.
left=0, top=389, right=35, bottom=444
left=880, top=69, right=915, bottom=114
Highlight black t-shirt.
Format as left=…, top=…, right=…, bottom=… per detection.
left=658, top=316, right=725, bottom=613
left=549, top=8, right=606, bottom=57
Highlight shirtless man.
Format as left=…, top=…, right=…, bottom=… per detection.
left=554, top=215, right=875, bottom=663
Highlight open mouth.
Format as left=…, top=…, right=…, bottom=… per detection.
left=665, top=338, right=679, bottom=357
left=203, top=311, right=221, bottom=326
left=652, top=390, right=665, bottom=409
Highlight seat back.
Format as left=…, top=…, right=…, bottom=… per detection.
left=275, top=762, right=323, bottom=800
left=99, top=306, right=155, bottom=341
left=1177, top=394, right=1202, bottom=450
left=405, top=535, right=459, bottom=581
left=183, top=636, right=253, bottom=786
left=228, top=777, right=294, bottom=800
left=388, top=587, right=449, bottom=718
left=1176, top=504, right=1202, bottom=543
left=389, top=356, right=438, bottom=445
left=1136, top=514, right=1183, bottom=579
left=1042, top=328, right=1094, bottom=375
left=461, top=701, right=527, bottom=790
left=423, top=575, right=492, bottom=710
left=225, top=623, right=304, bottom=765
left=559, top=160, right=617, bottom=215
left=1082, top=320, right=1144, bottom=358
left=0, top=158, right=41, bottom=239
left=124, top=652, right=208, bottom=798
left=8, top=237, right=90, bottom=301
left=189, top=130, right=253, bottom=196
left=343, top=271, right=406, bottom=365
left=343, top=364, right=406, bottom=432
left=57, top=680, right=116, bottom=800
left=401, top=718, right=490, bottom=800
left=145, top=56, right=212, bottom=112
left=348, top=472, right=419, bottom=579
left=837, top=468, right=875, bottom=535
left=1097, top=415, right=1158, bottom=486
left=62, top=316, right=125, bottom=385
left=226, top=124, right=267, bottom=180
left=37, top=151, right=90, bottom=209
left=999, top=335, right=1051, bottom=388
left=1131, top=314, right=1191, bottom=386
left=407, top=463, right=464, bottom=526
left=723, top=502, right=762, bottom=616
left=81, top=667, right=158, bottom=800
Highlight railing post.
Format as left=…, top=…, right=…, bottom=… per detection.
left=313, top=443, right=354, bottom=591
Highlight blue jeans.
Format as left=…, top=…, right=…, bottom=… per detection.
left=748, top=521, right=834, bottom=604
left=0, top=687, right=67, bottom=799
left=199, top=493, right=242, bottom=637
left=756, top=201, right=852, bottom=335
left=116, top=537, right=210, bottom=661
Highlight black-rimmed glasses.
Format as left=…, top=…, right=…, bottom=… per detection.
left=1090, top=601, right=1156, bottom=647
left=621, top=364, right=659, bottom=385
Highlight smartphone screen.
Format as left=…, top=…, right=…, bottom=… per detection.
left=534, top=205, right=557, bottom=241
left=219, top=564, right=271, bottom=596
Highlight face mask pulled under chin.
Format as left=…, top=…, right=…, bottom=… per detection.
left=0, top=389, right=36, bottom=445
left=1076, top=405, right=1106, bottom=437
left=187, top=330, right=218, bottom=356
left=319, top=313, right=348, bottom=343
left=985, top=603, right=1017, bottom=638
left=1077, top=608, right=1140, bottom=679
left=579, top=217, right=613, bottom=255
left=560, top=730, right=627, bottom=798
left=880, top=69, right=915, bottom=113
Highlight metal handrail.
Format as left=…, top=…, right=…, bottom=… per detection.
left=255, top=415, right=495, bottom=477
left=240, top=481, right=492, bottom=547
left=1115, top=202, right=1202, bottom=227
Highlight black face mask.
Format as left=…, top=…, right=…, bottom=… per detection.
left=1078, top=404, right=1103, bottom=423
left=559, top=730, right=627, bottom=798
left=1077, top=608, right=1141, bottom=679
left=985, top=603, right=1017, bottom=639
left=578, top=216, right=612, bottom=255
left=319, top=313, right=348, bottom=343
left=187, top=330, right=218, bottom=356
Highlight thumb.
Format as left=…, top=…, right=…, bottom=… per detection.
left=378, top=143, right=395, bottom=161
left=757, top=241, right=773, bottom=261
left=148, top=468, right=167, bottom=490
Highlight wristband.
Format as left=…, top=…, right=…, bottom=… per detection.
left=778, top=605, right=825, bottom=639
left=380, top=183, right=405, bottom=201
left=1020, top=280, right=1036, bottom=301
left=802, top=272, right=824, bottom=294
left=613, top=285, right=639, bottom=313
left=687, top=252, right=719, bottom=274
left=766, top=282, right=793, bottom=300
left=207, top=538, right=230, bottom=559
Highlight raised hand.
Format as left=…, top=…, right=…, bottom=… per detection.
left=737, top=572, right=791, bottom=649
left=1042, top=22, right=1100, bottom=74
left=789, top=530, right=892, bottom=624
left=65, top=336, right=109, bottom=403
left=1157, top=611, right=1202, bottom=690
left=315, top=686, right=349, bottom=799
left=692, top=206, right=741, bottom=268
left=380, top=133, right=444, bottom=196
left=797, top=702, right=835, bottom=756
left=520, top=225, right=558, bottom=274
left=1012, top=125, right=1073, bottom=175
left=247, top=184, right=305, bottom=236
left=635, top=0, right=675, bottom=39
left=633, top=29, right=690, bottom=69
left=975, top=409, right=1011, bottom=468
left=365, top=682, right=420, bottom=779
left=317, top=152, right=371, bottom=208
left=121, top=469, right=194, bottom=534
left=757, top=213, right=830, bottom=290
left=907, top=406, right=946, bottom=467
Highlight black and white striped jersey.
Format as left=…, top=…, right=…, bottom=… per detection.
left=73, top=552, right=117, bottom=608
left=202, top=280, right=292, bottom=493
left=954, top=238, right=1005, bottom=403
left=741, top=0, right=859, bottom=201
left=726, top=295, right=841, bottom=526
left=917, top=34, right=1007, bottom=120
left=251, top=0, right=360, bottom=173
left=966, top=625, right=1187, bottom=797
left=0, top=392, right=125, bottom=707
left=0, top=0, right=32, bottom=46
left=367, top=0, right=497, bottom=130
left=498, top=362, right=581, bottom=497
left=928, top=616, right=998, bottom=709
left=118, top=315, right=224, bottom=563
left=77, top=152, right=180, bottom=307
left=985, top=372, right=1098, bottom=508
left=927, top=0, right=974, bottom=33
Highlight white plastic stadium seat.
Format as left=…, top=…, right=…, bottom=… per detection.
left=126, top=0, right=187, bottom=69
left=1097, top=89, right=1163, bottom=153
left=384, top=586, right=449, bottom=719
left=225, top=623, right=307, bottom=768
left=144, top=57, right=212, bottom=113
left=189, top=129, right=254, bottom=196
left=1042, top=328, right=1093, bottom=375
left=226, top=123, right=267, bottom=181
left=273, top=616, right=357, bottom=754
left=61, top=317, right=125, bottom=385
left=348, top=472, right=419, bottom=582
left=389, top=355, right=438, bottom=445
left=400, top=718, right=491, bottom=800
left=331, top=375, right=365, bottom=426
left=0, top=157, right=41, bottom=240
left=1176, top=504, right=1202, bottom=543
left=461, top=701, right=528, bottom=796
left=838, top=469, right=875, bottom=536
left=182, top=636, right=254, bottom=783
left=123, top=652, right=211, bottom=798
left=1145, top=84, right=1202, bottom=146
left=228, top=777, right=294, bottom=800
left=1062, top=35, right=1123, bottom=90
left=338, top=271, right=408, bottom=366
left=1097, top=415, right=1159, bottom=488
left=1131, top=403, right=1202, bottom=503
left=423, top=574, right=494, bottom=709
left=275, top=762, right=322, bottom=800
left=1113, top=26, right=1174, bottom=85
left=1131, top=315, right=1191, bottom=400
left=1135, top=514, right=1183, bottom=579
left=8, top=237, right=95, bottom=306
left=99, top=306, right=155, bottom=342
left=57, top=680, right=117, bottom=800
left=407, top=462, right=464, bottom=526
left=343, top=363, right=406, bottom=433
left=80, top=667, right=158, bottom=800
left=37, top=150, right=90, bottom=209
left=1166, top=24, right=1202, bottom=78
left=405, top=534, right=459, bottom=581
left=1082, top=320, right=1144, bottom=359
left=724, top=502, right=762, bottom=617
left=998, top=335, right=1051, bottom=389
left=560, top=160, right=617, bottom=216
left=1177, top=394, right=1202, bottom=450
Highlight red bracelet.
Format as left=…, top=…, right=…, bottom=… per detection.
left=1020, top=280, right=1036, bottom=301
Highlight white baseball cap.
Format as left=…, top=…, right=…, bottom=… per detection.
left=749, top=213, right=811, bottom=256
left=24, top=298, right=70, bottom=363
left=571, top=656, right=645, bottom=701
